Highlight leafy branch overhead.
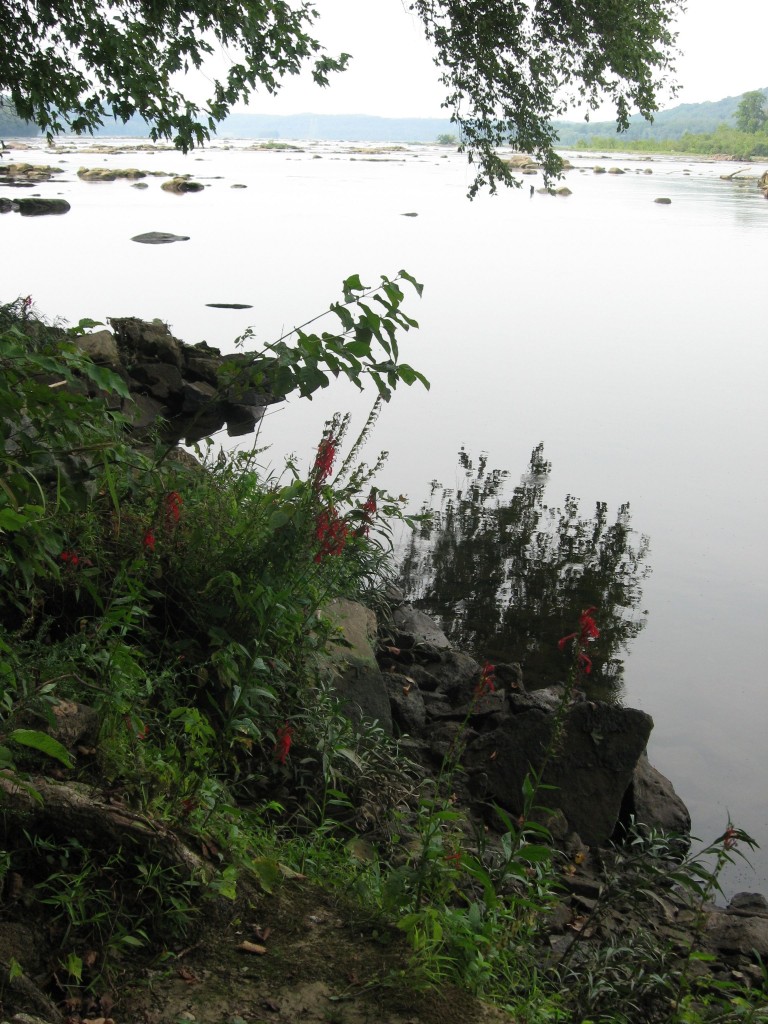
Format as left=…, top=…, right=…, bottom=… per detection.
left=411, top=0, right=682, bottom=194
left=0, top=0, right=349, bottom=147
left=1, top=0, right=681, bottom=193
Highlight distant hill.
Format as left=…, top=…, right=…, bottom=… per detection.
left=2, top=88, right=766, bottom=147
left=553, top=88, right=768, bottom=146
left=0, top=97, right=39, bottom=138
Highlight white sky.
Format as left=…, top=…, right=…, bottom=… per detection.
left=230, top=0, right=768, bottom=120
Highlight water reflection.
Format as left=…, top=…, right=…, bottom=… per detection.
left=399, top=444, right=651, bottom=701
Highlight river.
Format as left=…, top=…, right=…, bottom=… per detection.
left=2, top=136, right=766, bottom=897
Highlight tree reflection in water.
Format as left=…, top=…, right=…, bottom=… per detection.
left=398, top=444, right=651, bottom=701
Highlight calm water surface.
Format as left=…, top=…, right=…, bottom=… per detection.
left=3, top=138, right=767, bottom=896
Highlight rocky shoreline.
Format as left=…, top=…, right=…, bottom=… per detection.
left=324, top=596, right=768, bottom=989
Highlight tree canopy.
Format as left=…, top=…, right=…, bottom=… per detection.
left=1, top=0, right=682, bottom=193
left=735, top=89, right=768, bottom=134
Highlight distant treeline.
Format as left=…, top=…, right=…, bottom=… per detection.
left=552, top=88, right=768, bottom=146
left=569, top=125, right=768, bottom=158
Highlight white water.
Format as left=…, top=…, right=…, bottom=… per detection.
left=3, top=137, right=767, bottom=897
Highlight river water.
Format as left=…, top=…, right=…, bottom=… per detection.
left=2, top=137, right=767, bottom=897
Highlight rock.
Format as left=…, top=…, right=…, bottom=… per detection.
left=607, top=167, right=625, bottom=174
left=627, top=752, right=691, bottom=835
left=132, top=181, right=150, bottom=189
left=15, top=197, right=70, bottom=216
left=78, top=166, right=117, bottom=181
left=555, top=187, right=572, bottom=196
left=390, top=605, right=451, bottom=652
left=654, top=197, right=672, bottom=204
left=131, top=231, right=190, bottom=244
left=465, top=699, right=654, bottom=845
left=1, top=197, right=14, bottom=213
left=726, top=893, right=768, bottom=918
left=132, top=361, right=185, bottom=400
left=384, top=673, right=427, bottom=735
left=206, top=303, right=254, bottom=309
left=75, top=329, right=120, bottom=366
left=593, top=166, right=606, bottom=174
left=161, top=176, right=205, bottom=194
left=705, top=903, right=768, bottom=960
left=321, top=600, right=393, bottom=734
left=401, top=212, right=418, bottom=217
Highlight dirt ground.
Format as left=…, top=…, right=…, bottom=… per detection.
left=116, top=881, right=512, bottom=1024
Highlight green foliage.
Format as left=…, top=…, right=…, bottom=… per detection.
left=227, top=271, right=429, bottom=404
left=412, top=0, right=681, bottom=194
left=399, top=445, right=650, bottom=690
left=735, top=91, right=768, bottom=134
left=0, top=0, right=349, bottom=150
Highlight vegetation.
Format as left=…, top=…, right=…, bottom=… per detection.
left=1, top=297, right=765, bottom=1023
left=571, top=124, right=768, bottom=159
left=0, top=0, right=681, bottom=194
left=735, top=90, right=768, bottom=134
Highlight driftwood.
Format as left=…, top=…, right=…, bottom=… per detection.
left=0, top=772, right=211, bottom=882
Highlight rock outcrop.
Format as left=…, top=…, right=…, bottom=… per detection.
left=74, top=318, right=277, bottom=444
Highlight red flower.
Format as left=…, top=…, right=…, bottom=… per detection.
left=474, top=661, right=496, bottom=696
left=143, top=529, right=156, bottom=553
left=722, top=826, right=738, bottom=851
left=356, top=490, right=378, bottom=538
left=314, top=505, right=348, bottom=561
left=59, top=550, right=80, bottom=567
left=558, top=608, right=600, bottom=675
left=313, top=437, right=336, bottom=487
left=164, top=491, right=183, bottom=528
left=273, top=722, right=293, bottom=765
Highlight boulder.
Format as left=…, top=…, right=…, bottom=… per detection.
left=321, top=599, right=393, bottom=735
left=384, top=672, right=427, bottom=735
left=390, top=605, right=451, bottom=653
left=705, top=895, right=768, bottom=960
left=15, top=197, right=70, bottom=216
left=464, top=695, right=654, bottom=845
left=76, top=329, right=120, bottom=366
left=654, top=197, right=672, bottom=204
left=627, top=752, right=691, bottom=835
left=607, top=167, right=625, bottom=174
left=161, top=176, right=205, bottom=194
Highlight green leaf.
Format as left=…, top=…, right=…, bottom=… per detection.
left=9, top=729, right=74, bottom=769
left=268, top=510, right=291, bottom=530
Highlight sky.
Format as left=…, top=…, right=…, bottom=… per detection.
left=228, top=0, right=768, bottom=121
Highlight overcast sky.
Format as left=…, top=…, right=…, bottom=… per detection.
left=233, top=0, right=768, bottom=120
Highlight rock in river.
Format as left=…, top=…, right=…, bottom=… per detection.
left=131, top=231, right=190, bottom=244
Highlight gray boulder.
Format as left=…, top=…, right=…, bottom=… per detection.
left=465, top=698, right=654, bottom=845
left=629, top=752, right=691, bottom=835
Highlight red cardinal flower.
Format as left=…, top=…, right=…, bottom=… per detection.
left=143, top=529, right=156, bottom=553
left=474, top=661, right=496, bottom=696
left=313, top=437, right=337, bottom=487
left=558, top=608, right=600, bottom=674
left=59, top=550, right=80, bottom=567
left=273, top=722, right=294, bottom=765
left=164, top=491, right=183, bottom=528
left=314, top=506, right=348, bottom=561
